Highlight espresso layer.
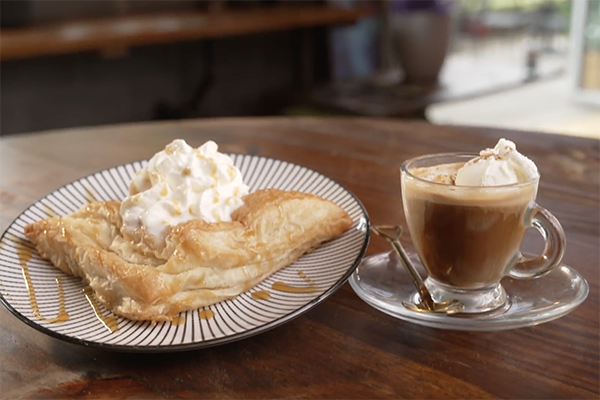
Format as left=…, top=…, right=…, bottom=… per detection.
left=404, top=197, right=529, bottom=288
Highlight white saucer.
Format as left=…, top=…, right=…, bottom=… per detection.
left=348, top=251, right=589, bottom=331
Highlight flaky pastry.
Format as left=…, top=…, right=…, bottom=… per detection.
left=24, top=189, right=353, bottom=322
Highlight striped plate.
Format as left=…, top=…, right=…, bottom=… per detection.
left=0, top=155, right=369, bottom=352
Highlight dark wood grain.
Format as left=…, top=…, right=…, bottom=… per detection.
left=0, top=117, right=598, bottom=399
left=0, top=5, right=368, bottom=61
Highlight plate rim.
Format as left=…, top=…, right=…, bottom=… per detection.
left=0, top=154, right=371, bottom=352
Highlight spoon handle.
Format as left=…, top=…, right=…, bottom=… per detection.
left=371, top=225, right=435, bottom=310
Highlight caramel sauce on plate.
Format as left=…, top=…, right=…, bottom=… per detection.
left=272, top=281, right=318, bottom=294
left=297, top=271, right=316, bottom=286
left=172, top=315, right=186, bottom=326
left=18, top=244, right=69, bottom=324
left=42, top=203, right=57, bottom=217
left=271, top=271, right=319, bottom=294
left=199, top=309, right=214, bottom=320
left=84, top=186, right=97, bottom=203
left=251, top=290, right=271, bottom=300
left=82, top=286, right=118, bottom=333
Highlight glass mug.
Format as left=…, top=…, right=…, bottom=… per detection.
left=400, top=153, right=566, bottom=313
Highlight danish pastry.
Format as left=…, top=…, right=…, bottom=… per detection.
left=24, top=189, right=352, bottom=322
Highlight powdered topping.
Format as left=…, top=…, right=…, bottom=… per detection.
left=410, top=163, right=460, bottom=185
left=425, top=173, right=456, bottom=185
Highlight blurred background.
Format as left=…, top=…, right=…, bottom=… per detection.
left=1, top=0, right=598, bottom=138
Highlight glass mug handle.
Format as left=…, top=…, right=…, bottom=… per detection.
left=509, top=204, right=566, bottom=279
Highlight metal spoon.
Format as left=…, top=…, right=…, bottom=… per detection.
left=371, top=225, right=463, bottom=314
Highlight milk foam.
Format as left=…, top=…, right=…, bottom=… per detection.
left=410, top=163, right=461, bottom=184
left=406, top=162, right=537, bottom=206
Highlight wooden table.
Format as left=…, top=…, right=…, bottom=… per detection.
left=0, top=117, right=598, bottom=399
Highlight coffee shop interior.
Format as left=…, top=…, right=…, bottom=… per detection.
left=1, top=1, right=599, bottom=398
left=0, top=0, right=599, bottom=138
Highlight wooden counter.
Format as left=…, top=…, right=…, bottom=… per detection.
left=0, top=5, right=369, bottom=61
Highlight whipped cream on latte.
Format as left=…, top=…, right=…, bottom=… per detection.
left=120, top=139, right=249, bottom=244
left=455, top=139, right=539, bottom=186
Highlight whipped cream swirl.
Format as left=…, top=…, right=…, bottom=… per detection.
left=455, top=139, right=539, bottom=186
left=120, top=139, right=249, bottom=244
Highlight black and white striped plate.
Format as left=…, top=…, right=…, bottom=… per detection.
left=0, top=155, right=369, bottom=352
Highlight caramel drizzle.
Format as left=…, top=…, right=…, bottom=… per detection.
left=18, top=244, right=69, bottom=324
left=84, top=185, right=97, bottom=203
left=227, top=166, right=236, bottom=180
left=272, top=281, right=318, bottom=294
left=199, top=309, right=214, bottom=320
left=251, top=290, right=271, bottom=300
left=210, top=161, right=218, bottom=183
left=172, top=315, right=186, bottom=326
left=271, top=271, right=318, bottom=294
left=297, top=271, right=316, bottom=286
left=42, top=202, right=57, bottom=218
left=82, top=286, right=118, bottom=333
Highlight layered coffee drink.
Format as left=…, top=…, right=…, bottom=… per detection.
left=402, top=161, right=537, bottom=288
left=401, top=139, right=540, bottom=290
left=400, top=139, right=566, bottom=313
